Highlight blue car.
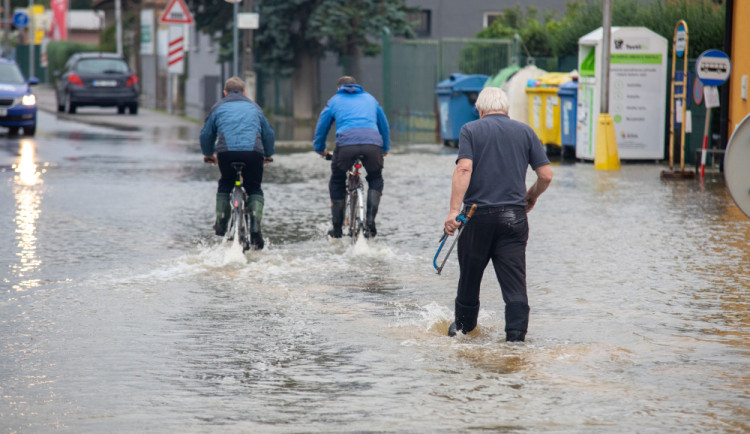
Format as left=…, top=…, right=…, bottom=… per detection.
left=0, top=58, right=38, bottom=136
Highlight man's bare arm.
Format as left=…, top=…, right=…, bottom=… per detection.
left=445, top=158, right=473, bottom=234
left=525, top=164, right=553, bottom=213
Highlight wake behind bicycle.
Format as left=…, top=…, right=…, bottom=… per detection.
left=321, top=151, right=380, bottom=242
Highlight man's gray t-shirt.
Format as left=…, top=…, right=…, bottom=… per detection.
left=457, top=113, right=549, bottom=207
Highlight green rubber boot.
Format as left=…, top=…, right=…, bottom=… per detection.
left=248, top=194, right=265, bottom=249
left=214, top=193, right=231, bottom=236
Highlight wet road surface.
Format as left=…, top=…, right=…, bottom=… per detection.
left=1, top=111, right=749, bottom=432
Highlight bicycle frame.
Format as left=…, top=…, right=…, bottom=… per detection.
left=345, top=157, right=366, bottom=241
left=225, top=162, right=252, bottom=251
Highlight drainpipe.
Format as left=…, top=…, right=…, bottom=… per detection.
left=719, top=0, right=733, bottom=149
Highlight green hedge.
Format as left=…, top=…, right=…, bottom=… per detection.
left=46, top=41, right=99, bottom=80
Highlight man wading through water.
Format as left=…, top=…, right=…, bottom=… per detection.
left=444, top=87, right=553, bottom=342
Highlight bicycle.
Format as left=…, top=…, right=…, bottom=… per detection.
left=225, top=162, right=254, bottom=252
left=324, top=152, right=366, bottom=242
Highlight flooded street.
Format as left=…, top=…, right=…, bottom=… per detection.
left=2, top=111, right=749, bottom=432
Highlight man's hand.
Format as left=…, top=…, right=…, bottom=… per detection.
left=525, top=194, right=537, bottom=213
left=382, top=152, right=388, bottom=157
left=264, top=156, right=274, bottom=164
left=319, top=149, right=328, bottom=157
left=203, top=155, right=217, bottom=164
left=444, top=210, right=461, bottom=236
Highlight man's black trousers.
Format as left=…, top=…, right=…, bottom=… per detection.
left=329, top=144, right=384, bottom=200
left=217, top=151, right=264, bottom=195
left=455, top=205, right=530, bottom=334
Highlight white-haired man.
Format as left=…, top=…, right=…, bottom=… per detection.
left=444, top=87, right=553, bottom=342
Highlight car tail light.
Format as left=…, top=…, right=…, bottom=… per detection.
left=126, top=74, right=138, bottom=87
left=69, top=73, right=83, bottom=86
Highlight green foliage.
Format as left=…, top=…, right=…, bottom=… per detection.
left=189, top=0, right=235, bottom=63
left=256, top=0, right=322, bottom=76
left=47, top=40, right=98, bottom=77
left=475, top=0, right=725, bottom=61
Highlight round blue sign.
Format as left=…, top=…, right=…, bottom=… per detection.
left=695, top=49, right=731, bottom=87
left=13, top=12, right=28, bottom=29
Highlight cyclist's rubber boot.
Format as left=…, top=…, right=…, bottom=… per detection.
left=213, top=193, right=231, bottom=236
left=248, top=194, right=264, bottom=250
left=364, top=190, right=381, bottom=238
left=328, top=199, right=345, bottom=238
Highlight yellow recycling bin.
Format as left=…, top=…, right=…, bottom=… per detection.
left=525, top=73, right=571, bottom=149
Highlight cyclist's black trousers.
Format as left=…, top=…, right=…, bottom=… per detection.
left=217, top=151, right=264, bottom=195
left=455, top=205, right=530, bottom=334
left=329, top=144, right=384, bottom=200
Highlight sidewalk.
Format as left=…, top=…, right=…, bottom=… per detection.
left=34, top=84, right=199, bottom=131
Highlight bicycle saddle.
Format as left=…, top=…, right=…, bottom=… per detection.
left=231, top=162, right=246, bottom=171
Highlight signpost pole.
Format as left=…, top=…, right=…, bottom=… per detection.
left=233, top=0, right=238, bottom=77
left=700, top=99, right=711, bottom=179
left=29, top=0, right=35, bottom=79
left=679, top=22, right=689, bottom=172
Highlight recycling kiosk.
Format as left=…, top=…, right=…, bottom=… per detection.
left=436, top=73, right=488, bottom=147
left=525, top=72, right=571, bottom=149
left=576, top=27, right=667, bottom=160
left=558, top=80, right=579, bottom=158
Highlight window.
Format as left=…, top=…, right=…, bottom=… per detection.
left=407, top=9, right=431, bottom=38
left=484, top=12, right=503, bottom=28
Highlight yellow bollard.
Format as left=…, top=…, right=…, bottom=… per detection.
left=594, top=113, right=621, bottom=170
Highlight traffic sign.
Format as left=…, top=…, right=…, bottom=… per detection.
left=160, top=0, right=194, bottom=24
left=167, top=26, right=184, bottom=74
left=675, top=23, right=686, bottom=57
left=695, top=49, right=731, bottom=87
left=13, top=11, right=28, bottom=28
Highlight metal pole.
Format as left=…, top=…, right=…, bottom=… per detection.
left=600, top=0, right=612, bottom=114
left=167, top=74, right=172, bottom=113
left=29, top=0, right=35, bottom=78
left=115, top=0, right=122, bottom=56
left=3, top=0, right=9, bottom=53
left=233, top=0, right=238, bottom=77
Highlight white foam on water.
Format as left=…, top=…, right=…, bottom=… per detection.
left=348, top=236, right=396, bottom=258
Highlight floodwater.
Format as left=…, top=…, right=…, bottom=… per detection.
left=1, top=112, right=748, bottom=433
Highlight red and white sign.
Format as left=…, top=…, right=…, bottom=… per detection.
left=167, top=26, right=184, bottom=74
left=160, top=0, right=193, bottom=24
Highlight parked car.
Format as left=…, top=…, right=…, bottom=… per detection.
left=0, top=58, right=38, bottom=136
left=55, top=53, right=139, bottom=115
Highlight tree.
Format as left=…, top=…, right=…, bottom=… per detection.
left=255, top=0, right=322, bottom=76
left=306, top=0, right=414, bottom=79
left=189, top=0, right=235, bottom=63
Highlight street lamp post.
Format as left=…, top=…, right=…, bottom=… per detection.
left=224, top=0, right=241, bottom=78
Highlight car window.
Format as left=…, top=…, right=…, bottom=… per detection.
left=0, top=63, right=27, bottom=84
left=75, top=58, right=130, bottom=74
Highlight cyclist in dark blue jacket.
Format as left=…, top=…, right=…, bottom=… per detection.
left=201, top=76, right=275, bottom=249
left=314, top=76, right=391, bottom=238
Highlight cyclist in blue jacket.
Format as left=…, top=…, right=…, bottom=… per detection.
left=201, top=76, right=275, bottom=249
left=314, top=76, right=391, bottom=239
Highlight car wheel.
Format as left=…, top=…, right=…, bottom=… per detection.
left=23, top=124, right=36, bottom=136
left=8, top=126, right=19, bottom=136
left=129, top=103, right=138, bottom=115
left=56, top=93, right=64, bottom=112
left=117, top=105, right=126, bottom=114
left=65, top=93, right=77, bottom=114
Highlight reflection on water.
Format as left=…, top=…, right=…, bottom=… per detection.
left=11, top=140, right=44, bottom=291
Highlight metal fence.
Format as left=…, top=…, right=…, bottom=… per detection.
left=383, top=36, right=520, bottom=144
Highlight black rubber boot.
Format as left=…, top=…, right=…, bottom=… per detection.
left=364, top=190, right=381, bottom=238
left=505, top=301, right=530, bottom=342
left=448, top=299, right=480, bottom=336
left=328, top=199, right=345, bottom=238
left=248, top=194, right=264, bottom=250
left=213, top=193, right=231, bottom=236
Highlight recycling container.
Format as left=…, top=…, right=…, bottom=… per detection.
left=435, top=73, right=488, bottom=147
left=557, top=80, right=578, bottom=158
left=525, top=72, right=571, bottom=149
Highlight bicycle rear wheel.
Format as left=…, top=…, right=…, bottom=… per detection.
left=347, top=190, right=361, bottom=241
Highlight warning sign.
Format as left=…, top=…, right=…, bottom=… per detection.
left=159, top=0, right=194, bottom=24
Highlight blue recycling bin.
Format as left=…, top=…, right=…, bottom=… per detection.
left=557, top=80, right=578, bottom=159
left=435, top=73, right=488, bottom=147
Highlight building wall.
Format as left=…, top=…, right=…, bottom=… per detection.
left=185, top=27, right=226, bottom=121
left=729, top=0, right=750, bottom=135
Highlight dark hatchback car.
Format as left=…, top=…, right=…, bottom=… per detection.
left=55, top=53, right=139, bottom=114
